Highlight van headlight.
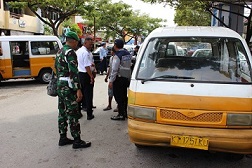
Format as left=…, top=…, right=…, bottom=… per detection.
left=128, top=106, right=156, bottom=120
left=227, top=114, right=252, bottom=126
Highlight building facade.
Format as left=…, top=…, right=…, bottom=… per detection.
left=211, top=2, right=252, bottom=37
left=0, top=0, right=44, bottom=36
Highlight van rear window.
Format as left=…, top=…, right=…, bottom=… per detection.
left=137, top=37, right=252, bottom=83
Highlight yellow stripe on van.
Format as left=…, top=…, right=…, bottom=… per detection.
left=128, top=90, right=252, bottom=112
left=30, top=57, right=55, bottom=76
left=0, top=59, right=12, bottom=78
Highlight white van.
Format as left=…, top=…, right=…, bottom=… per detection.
left=128, top=26, right=252, bottom=156
left=0, top=35, right=62, bottom=83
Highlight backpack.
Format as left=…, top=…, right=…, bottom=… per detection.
left=117, top=49, right=132, bottom=79
left=47, top=71, right=57, bottom=97
left=46, top=48, right=72, bottom=97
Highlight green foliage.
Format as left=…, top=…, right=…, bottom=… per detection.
left=43, top=25, right=53, bottom=35
left=62, top=20, right=82, bottom=36
left=70, top=24, right=82, bottom=36
left=7, top=1, right=27, bottom=9
left=82, top=0, right=163, bottom=42
left=7, top=0, right=90, bottom=36
left=174, top=1, right=211, bottom=26
left=142, top=0, right=252, bottom=43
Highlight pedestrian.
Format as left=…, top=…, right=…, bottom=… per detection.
left=99, top=42, right=108, bottom=75
left=109, top=39, right=132, bottom=120
left=103, top=46, right=118, bottom=112
left=76, top=36, right=95, bottom=120
left=131, top=45, right=140, bottom=71
left=55, top=31, right=91, bottom=149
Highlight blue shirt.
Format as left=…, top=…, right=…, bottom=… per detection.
left=99, top=47, right=108, bottom=59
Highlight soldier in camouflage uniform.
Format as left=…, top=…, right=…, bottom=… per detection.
left=55, top=31, right=91, bottom=149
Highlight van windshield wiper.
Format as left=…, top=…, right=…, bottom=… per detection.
left=141, top=75, right=195, bottom=84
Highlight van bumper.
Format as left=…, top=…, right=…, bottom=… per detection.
left=128, top=119, right=252, bottom=154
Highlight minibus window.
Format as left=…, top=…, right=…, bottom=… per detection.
left=137, top=37, right=251, bottom=83
left=31, top=41, right=59, bottom=55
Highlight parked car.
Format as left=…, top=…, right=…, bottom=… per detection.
left=92, top=44, right=135, bottom=73
left=191, top=49, right=212, bottom=57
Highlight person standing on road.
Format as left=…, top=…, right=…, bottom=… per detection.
left=109, top=39, right=132, bottom=120
left=55, top=31, right=91, bottom=149
left=131, top=45, right=140, bottom=72
left=103, top=46, right=118, bottom=112
left=76, top=37, right=95, bottom=120
left=99, top=42, right=108, bottom=75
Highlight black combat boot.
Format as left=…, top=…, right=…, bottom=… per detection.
left=58, top=133, right=74, bottom=146
left=72, top=137, right=91, bottom=149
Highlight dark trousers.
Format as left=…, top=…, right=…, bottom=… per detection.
left=99, top=57, right=107, bottom=73
left=113, top=76, right=129, bottom=117
left=79, top=72, right=94, bottom=117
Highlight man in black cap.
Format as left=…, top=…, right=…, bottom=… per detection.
left=109, top=39, right=132, bottom=120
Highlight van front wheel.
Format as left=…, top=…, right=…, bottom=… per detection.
left=39, top=70, right=52, bottom=84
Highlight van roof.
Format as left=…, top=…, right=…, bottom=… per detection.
left=149, top=26, right=241, bottom=39
left=0, top=35, right=60, bottom=41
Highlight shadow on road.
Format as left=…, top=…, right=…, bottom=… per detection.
left=0, top=79, right=44, bottom=88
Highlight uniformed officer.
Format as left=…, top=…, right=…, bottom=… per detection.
left=109, top=39, right=132, bottom=120
left=55, top=31, right=91, bottom=149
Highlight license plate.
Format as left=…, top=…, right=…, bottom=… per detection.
left=171, top=135, right=209, bottom=150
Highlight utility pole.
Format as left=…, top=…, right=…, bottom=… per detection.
left=94, top=16, right=96, bottom=49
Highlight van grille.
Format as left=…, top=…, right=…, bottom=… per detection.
left=160, top=109, right=223, bottom=123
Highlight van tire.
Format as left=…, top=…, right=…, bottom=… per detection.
left=135, top=144, right=146, bottom=148
left=39, top=69, right=52, bottom=84
left=224, top=153, right=244, bottom=161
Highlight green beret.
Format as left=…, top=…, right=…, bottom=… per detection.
left=65, top=31, right=79, bottom=41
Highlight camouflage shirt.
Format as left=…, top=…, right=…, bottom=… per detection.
left=55, top=44, right=81, bottom=91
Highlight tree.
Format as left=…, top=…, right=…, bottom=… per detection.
left=125, top=11, right=163, bottom=44
left=174, top=1, right=211, bottom=26
left=142, top=0, right=252, bottom=44
left=8, top=0, right=90, bottom=36
left=82, top=0, right=163, bottom=43
left=62, top=20, right=82, bottom=36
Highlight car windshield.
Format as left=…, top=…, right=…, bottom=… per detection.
left=137, top=37, right=252, bottom=83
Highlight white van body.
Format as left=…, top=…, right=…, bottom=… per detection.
left=0, top=35, right=62, bottom=83
left=128, top=26, right=252, bottom=154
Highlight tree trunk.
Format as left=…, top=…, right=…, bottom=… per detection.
left=245, top=9, right=252, bottom=44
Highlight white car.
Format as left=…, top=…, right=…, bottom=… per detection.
left=191, top=49, right=212, bottom=57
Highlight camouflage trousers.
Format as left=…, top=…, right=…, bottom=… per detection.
left=57, top=81, right=80, bottom=138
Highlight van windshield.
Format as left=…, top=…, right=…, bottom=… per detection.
left=137, top=37, right=252, bottom=83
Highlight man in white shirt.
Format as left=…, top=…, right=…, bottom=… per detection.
left=76, top=37, right=95, bottom=120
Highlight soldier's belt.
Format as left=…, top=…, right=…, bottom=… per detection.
left=59, top=77, right=73, bottom=88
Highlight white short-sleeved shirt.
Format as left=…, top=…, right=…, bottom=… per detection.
left=76, top=46, right=93, bottom=73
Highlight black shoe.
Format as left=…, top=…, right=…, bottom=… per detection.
left=82, top=107, right=87, bottom=111
left=92, top=106, right=96, bottom=109
left=111, top=115, right=125, bottom=121
left=87, top=115, right=95, bottom=120
left=58, top=137, right=74, bottom=146
left=72, top=140, right=91, bottom=149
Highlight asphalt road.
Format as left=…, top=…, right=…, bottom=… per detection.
left=0, top=76, right=251, bottom=168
